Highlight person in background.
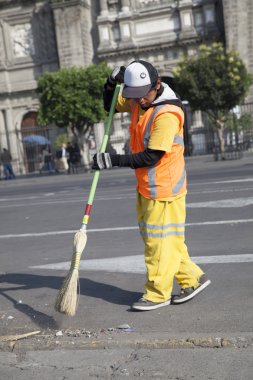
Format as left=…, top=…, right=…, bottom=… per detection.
left=72, top=142, right=81, bottom=171
left=93, top=60, right=211, bottom=311
left=0, top=148, right=15, bottom=180
left=55, top=143, right=69, bottom=173
left=66, top=142, right=82, bottom=174
left=42, top=146, right=53, bottom=174
left=66, top=142, right=74, bottom=174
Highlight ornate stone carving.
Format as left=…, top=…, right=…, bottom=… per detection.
left=11, top=23, right=35, bottom=57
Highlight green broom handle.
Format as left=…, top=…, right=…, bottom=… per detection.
left=81, top=84, right=121, bottom=228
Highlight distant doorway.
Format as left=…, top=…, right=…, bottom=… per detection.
left=21, top=112, right=39, bottom=173
left=21, top=111, right=37, bottom=129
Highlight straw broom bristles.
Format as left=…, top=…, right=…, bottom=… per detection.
left=54, top=230, right=87, bottom=316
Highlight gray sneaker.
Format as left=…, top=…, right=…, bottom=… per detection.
left=132, top=297, right=171, bottom=311
left=172, top=275, right=211, bottom=304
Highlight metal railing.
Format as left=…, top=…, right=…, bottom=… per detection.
left=1, top=102, right=253, bottom=177
left=185, top=102, right=253, bottom=158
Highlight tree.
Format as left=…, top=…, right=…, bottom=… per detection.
left=225, top=112, right=252, bottom=146
left=173, top=43, right=252, bottom=159
left=37, top=63, right=111, bottom=169
left=53, top=133, right=69, bottom=149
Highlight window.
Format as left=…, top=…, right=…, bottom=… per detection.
left=205, top=7, right=215, bottom=24
left=183, top=12, right=192, bottom=28
left=122, top=24, right=131, bottom=38
left=194, top=12, right=203, bottom=27
left=100, top=26, right=110, bottom=42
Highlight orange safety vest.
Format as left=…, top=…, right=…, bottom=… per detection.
left=129, top=102, right=186, bottom=199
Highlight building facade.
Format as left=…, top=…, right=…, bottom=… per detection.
left=0, top=0, right=252, bottom=173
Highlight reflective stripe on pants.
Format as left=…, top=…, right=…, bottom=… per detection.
left=136, top=193, right=204, bottom=302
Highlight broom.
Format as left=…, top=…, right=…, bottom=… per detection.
left=54, top=84, right=121, bottom=316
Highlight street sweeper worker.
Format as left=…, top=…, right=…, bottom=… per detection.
left=92, top=60, right=211, bottom=311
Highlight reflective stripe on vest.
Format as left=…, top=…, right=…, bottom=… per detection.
left=173, top=135, right=184, bottom=147
left=172, top=167, right=186, bottom=195
left=148, top=166, right=157, bottom=198
left=143, top=105, right=165, bottom=148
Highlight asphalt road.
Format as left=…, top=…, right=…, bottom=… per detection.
left=0, top=153, right=253, bottom=379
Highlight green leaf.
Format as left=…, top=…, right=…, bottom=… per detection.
left=173, top=43, right=252, bottom=119
left=37, top=63, right=111, bottom=130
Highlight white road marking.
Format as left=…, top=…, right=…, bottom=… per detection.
left=0, top=188, right=135, bottom=203
left=2, top=186, right=253, bottom=204
left=1, top=177, right=253, bottom=204
left=1, top=195, right=253, bottom=209
left=0, top=195, right=136, bottom=208
left=0, top=218, right=253, bottom=239
left=191, top=178, right=253, bottom=186
left=188, top=197, right=253, bottom=208
left=190, top=187, right=253, bottom=195
left=31, top=254, right=253, bottom=273
left=0, top=196, right=38, bottom=202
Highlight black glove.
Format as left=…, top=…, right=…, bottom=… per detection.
left=108, top=66, right=126, bottom=86
left=92, top=153, right=113, bottom=170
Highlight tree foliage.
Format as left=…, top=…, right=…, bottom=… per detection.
left=53, top=133, right=69, bottom=149
left=173, top=42, right=252, bottom=156
left=37, top=62, right=111, bottom=168
left=37, top=62, right=111, bottom=134
left=226, top=113, right=252, bottom=133
left=173, top=43, right=252, bottom=118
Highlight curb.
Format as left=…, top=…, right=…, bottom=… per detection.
left=1, top=333, right=253, bottom=352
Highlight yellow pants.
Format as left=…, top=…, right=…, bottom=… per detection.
left=137, top=193, right=204, bottom=302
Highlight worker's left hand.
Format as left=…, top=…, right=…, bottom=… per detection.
left=92, top=153, right=113, bottom=170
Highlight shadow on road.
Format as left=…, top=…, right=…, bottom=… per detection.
left=1, top=291, right=60, bottom=330
left=0, top=273, right=141, bottom=328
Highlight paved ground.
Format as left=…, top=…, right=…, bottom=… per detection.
left=0, top=153, right=253, bottom=379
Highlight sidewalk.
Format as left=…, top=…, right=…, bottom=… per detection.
left=0, top=151, right=252, bottom=188
left=185, top=150, right=253, bottom=169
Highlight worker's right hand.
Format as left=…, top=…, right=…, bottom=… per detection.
left=92, top=153, right=113, bottom=170
left=108, top=66, right=126, bottom=86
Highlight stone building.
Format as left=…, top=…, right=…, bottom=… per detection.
left=95, top=0, right=225, bottom=154
left=223, top=0, right=253, bottom=99
left=0, top=0, right=252, bottom=173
